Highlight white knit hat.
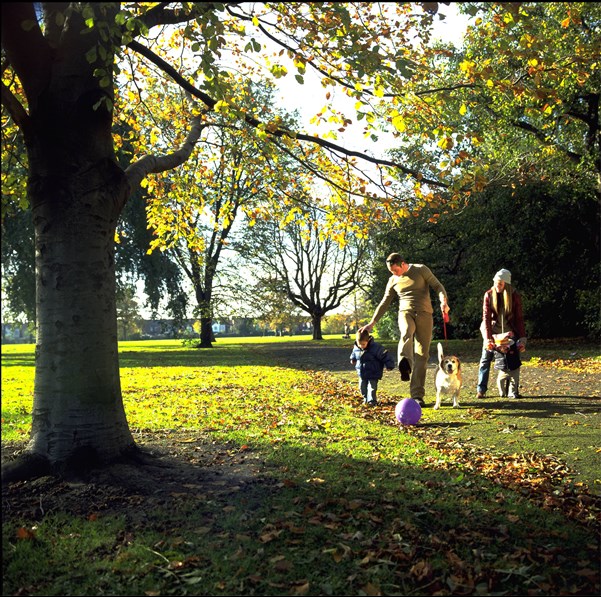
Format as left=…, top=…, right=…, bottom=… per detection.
left=494, top=269, right=512, bottom=284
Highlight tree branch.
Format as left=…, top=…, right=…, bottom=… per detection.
left=125, top=115, right=206, bottom=190
left=137, top=2, right=244, bottom=30
left=1, top=2, right=52, bottom=99
left=126, top=40, right=446, bottom=189
left=512, top=119, right=581, bottom=163
left=1, top=81, right=31, bottom=136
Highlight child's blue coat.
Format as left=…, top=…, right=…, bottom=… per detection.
left=350, top=338, right=395, bottom=380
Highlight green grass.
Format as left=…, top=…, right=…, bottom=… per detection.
left=2, top=337, right=600, bottom=596
left=2, top=336, right=600, bottom=485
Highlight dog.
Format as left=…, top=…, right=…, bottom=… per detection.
left=434, top=342, right=462, bottom=409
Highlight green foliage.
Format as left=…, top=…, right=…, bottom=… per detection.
left=450, top=2, right=599, bottom=196
left=1, top=207, right=35, bottom=323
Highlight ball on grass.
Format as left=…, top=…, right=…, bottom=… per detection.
left=395, top=398, right=422, bottom=425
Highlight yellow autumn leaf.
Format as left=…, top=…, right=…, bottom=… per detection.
left=214, top=100, right=228, bottom=113
left=459, top=59, right=475, bottom=73
left=392, top=113, right=406, bottom=132
left=437, top=136, right=454, bottom=150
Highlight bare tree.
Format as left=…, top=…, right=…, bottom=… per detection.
left=236, top=207, right=368, bottom=340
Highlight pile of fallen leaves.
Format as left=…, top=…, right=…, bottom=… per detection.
left=409, top=429, right=600, bottom=529
left=527, top=356, right=601, bottom=374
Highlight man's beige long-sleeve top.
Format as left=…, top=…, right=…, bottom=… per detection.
left=371, top=264, right=447, bottom=321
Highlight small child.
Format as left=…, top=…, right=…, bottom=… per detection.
left=350, top=329, right=395, bottom=406
left=494, top=341, right=522, bottom=398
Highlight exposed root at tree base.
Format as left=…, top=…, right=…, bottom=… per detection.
left=1, top=453, right=51, bottom=484
left=2, top=433, right=274, bottom=521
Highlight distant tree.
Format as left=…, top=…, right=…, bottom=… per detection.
left=236, top=206, right=369, bottom=340
left=145, top=79, right=304, bottom=347
left=246, top=279, right=306, bottom=336
left=116, top=284, right=142, bottom=341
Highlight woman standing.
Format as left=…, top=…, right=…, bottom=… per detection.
left=476, top=269, right=527, bottom=398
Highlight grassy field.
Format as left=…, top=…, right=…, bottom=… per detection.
left=2, top=336, right=600, bottom=596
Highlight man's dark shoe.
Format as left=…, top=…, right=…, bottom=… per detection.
left=414, top=397, right=426, bottom=407
left=398, top=358, right=411, bottom=381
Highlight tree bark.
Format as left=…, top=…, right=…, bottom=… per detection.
left=311, top=314, right=323, bottom=340
left=199, top=316, right=214, bottom=347
left=28, top=157, right=136, bottom=469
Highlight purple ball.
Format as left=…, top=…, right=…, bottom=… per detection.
left=395, top=398, right=422, bottom=425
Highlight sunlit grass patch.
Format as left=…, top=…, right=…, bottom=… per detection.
left=1, top=352, right=35, bottom=441
left=120, top=363, right=327, bottom=434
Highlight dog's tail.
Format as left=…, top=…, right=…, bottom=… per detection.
left=437, top=342, right=444, bottom=364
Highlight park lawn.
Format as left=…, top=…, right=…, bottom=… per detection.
left=2, top=337, right=600, bottom=596
left=2, top=336, right=600, bottom=489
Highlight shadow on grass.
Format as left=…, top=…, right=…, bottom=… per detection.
left=0, top=353, right=36, bottom=368
left=2, top=431, right=599, bottom=596
left=486, top=396, right=601, bottom=418
left=414, top=421, right=470, bottom=429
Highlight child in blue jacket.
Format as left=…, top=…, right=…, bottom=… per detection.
left=350, top=329, right=395, bottom=406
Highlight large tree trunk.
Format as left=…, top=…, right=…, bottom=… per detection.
left=0, top=3, right=137, bottom=478
left=311, top=314, right=323, bottom=340
left=27, top=158, right=135, bottom=469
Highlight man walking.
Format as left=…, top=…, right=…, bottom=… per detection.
left=360, top=253, right=450, bottom=406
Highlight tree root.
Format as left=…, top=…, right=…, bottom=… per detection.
left=1, top=443, right=156, bottom=484
left=1, top=453, right=51, bottom=484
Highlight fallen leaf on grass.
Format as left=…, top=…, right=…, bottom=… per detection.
left=270, top=555, right=293, bottom=572
left=410, top=559, right=432, bottom=581
left=289, top=581, right=310, bottom=595
left=530, top=357, right=601, bottom=374
left=16, top=526, right=36, bottom=540
left=361, top=582, right=382, bottom=596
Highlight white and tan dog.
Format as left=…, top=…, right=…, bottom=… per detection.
left=434, top=342, right=462, bottom=409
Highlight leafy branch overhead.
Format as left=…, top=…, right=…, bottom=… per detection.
left=4, top=2, right=596, bottom=224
